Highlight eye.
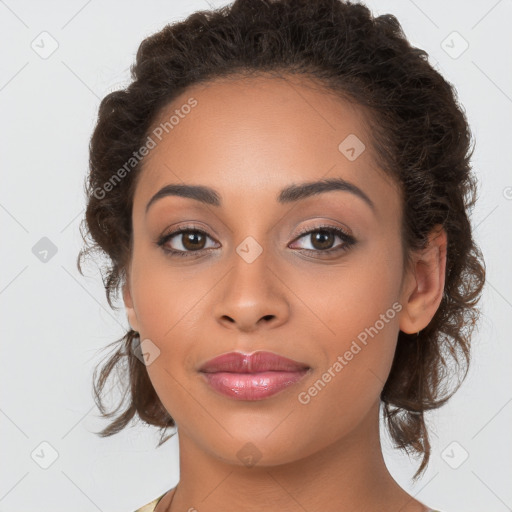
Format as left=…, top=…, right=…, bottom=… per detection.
left=156, top=225, right=218, bottom=257
left=155, top=223, right=357, bottom=258
left=289, top=225, right=356, bottom=255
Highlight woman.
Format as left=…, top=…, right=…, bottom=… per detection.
left=78, top=0, right=485, bottom=510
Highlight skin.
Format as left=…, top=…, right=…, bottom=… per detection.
left=122, top=74, right=447, bottom=512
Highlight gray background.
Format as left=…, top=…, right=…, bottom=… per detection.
left=1, top=1, right=511, bottom=511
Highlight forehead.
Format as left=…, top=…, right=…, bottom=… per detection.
left=134, top=74, right=400, bottom=217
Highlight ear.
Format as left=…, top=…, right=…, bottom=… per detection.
left=122, top=272, right=140, bottom=333
left=398, top=224, right=448, bottom=334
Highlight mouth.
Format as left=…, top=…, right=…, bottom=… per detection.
left=198, top=351, right=311, bottom=401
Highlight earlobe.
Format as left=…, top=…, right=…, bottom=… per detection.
left=398, top=224, right=448, bottom=335
left=122, top=279, right=140, bottom=333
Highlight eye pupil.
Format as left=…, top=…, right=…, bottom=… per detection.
left=311, top=230, right=334, bottom=250
left=183, top=231, right=206, bottom=250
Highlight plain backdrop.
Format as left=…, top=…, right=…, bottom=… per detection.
left=1, top=1, right=511, bottom=511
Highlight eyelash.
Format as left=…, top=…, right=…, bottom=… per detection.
left=156, top=223, right=357, bottom=258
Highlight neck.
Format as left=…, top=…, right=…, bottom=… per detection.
left=163, top=401, right=428, bottom=512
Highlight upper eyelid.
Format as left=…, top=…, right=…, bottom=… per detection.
left=293, top=223, right=352, bottom=238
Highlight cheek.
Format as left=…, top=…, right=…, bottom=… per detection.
left=291, top=243, right=403, bottom=394
left=132, top=267, right=201, bottom=422
left=292, top=241, right=402, bottom=339
left=130, top=246, right=209, bottom=340
left=129, top=250, right=211, bottom=400
left=291, top=284, right=401, bottom=444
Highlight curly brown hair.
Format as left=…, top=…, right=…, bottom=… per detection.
left=77, top=0, right=485, bottom=480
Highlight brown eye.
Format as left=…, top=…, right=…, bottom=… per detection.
left=181, top=231, right=207, bottom=251
left=157, top=227, right=218, bottom=256
left=289, top=225, right=356, bottom=255
left=308, top=230, right=336, bottom=250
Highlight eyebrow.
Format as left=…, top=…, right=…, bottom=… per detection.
left=145, top=177, right=375, bottom=214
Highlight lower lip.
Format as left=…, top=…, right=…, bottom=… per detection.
left=200, top=370, right=309, bottom=400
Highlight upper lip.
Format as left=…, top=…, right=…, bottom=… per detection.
left=199, top=351, right=310, bottom=373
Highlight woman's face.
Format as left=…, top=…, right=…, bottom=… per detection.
left=123, top=75, right=418, bottom=466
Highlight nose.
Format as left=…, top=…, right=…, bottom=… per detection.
left=212, top=249, right=290, bottom=332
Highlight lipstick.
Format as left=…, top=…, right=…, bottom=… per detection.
left=198, top=351, right=310, bottom=400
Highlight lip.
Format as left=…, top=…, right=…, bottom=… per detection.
left=199, top=351, right=311, bottom=401
left=199, top=351, right=310, bottom=373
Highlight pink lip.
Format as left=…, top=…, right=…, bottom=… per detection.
left=199, top=351, right=311, bottom=401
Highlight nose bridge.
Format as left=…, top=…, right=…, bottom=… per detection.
left=231, top=236, right=273, bottom=293
left=212, top=234, right=290, bottom=330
